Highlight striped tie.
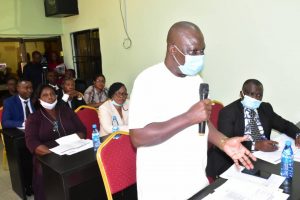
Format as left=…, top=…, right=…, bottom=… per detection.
left=249, top=109, right=263, bottom=141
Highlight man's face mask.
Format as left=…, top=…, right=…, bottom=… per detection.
left=172, top=45, right=204, bottom=76
left=241, top=91, right=262, bottom=110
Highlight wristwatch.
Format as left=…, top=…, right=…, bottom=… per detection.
left=251, top=141, right=256, bottom=151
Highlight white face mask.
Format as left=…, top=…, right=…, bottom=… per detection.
left=40, top=99, right=57, bottom=110
left=241, top=92, right=262, bottom=110
left=111, top=100, right=123, bottom=107
left=173, top=45, right=204, bottom=76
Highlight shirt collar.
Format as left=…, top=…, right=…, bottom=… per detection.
left=18, top=95, right=30, bottom=103
left=49, top=84, right=59, bottom=90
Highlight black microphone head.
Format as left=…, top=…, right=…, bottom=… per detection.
left=199, top=83, right=209, bottom=99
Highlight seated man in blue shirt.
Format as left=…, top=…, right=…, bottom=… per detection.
left=206, top=79, right=300, bottom=178
left=2, top=80, right=34, bottom=129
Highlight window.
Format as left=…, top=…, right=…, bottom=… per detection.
left=71, top=29, right=102, bottom=83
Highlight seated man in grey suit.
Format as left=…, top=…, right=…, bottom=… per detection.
left=2, top=80, right=34, bottom=129
left=206, top=79, right=300, bottom=178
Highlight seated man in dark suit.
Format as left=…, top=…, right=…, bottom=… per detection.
left=2, top=80, right=34, bottom=129
left=47, top=70, right=61, bottom=94
left=0, top=77, right=17, bottom=106
left=206, top=79, right=300, bottom=178
left=58, top=78, right=86, bottom=110
left=64, top=69, right=87, bottom=94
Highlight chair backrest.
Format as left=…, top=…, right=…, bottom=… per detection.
left=210, top=100, right=224, bottom=129
left=0, top=107, right=3, bottom=130
left=208, top=100, right=224, bottom=150
left=96, top=131, right=136, bottom=200
left=75, top=105, right=99, bottom=139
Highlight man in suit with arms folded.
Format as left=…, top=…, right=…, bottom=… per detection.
left=2, top=80, right=34, bottom=129
left=206, top=79, right=300, bottom=178
left=58, top=78, right=86, bottom=110
left=129, top=21, right=256, bottom=200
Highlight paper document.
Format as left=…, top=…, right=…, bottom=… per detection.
left=253, top=133, right=300, bottom=163
left=220, top=165, right=266, bottom=185
left=202, top=179, right=289, bottom=200
left=205, top=165, right=289, bottom=200
left=50, top=134, right=93, bottom=155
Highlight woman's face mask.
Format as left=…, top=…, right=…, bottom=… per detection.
left=173, top=45, right=204, bottom=76
left=40, top=99, right=57, bottom=110
left=241, top=93, right=262, bottom=110
left=111, top=100, right=123, bottom=107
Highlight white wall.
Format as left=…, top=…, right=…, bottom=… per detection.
left=0, top=0, right=62, bottom=36
left=61, top=0, right=300, bottom=123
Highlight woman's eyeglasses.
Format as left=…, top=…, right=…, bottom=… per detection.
left=115, top=92, right=128, bottom=98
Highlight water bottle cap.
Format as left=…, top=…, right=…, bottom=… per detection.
left=285, top=140, right=291, bottom=146
left=113, top=116, right=117, bottom=120
left=92, top=124, right=97, bottom=129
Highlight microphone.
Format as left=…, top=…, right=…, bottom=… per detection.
left=199, top=83, right=209, bottom=135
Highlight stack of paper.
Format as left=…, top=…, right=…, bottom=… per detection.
left=50, top=134, right=93, bottom=155
left=202, top=165, right=289, bottom=200
left=253, top=133, right=300, bottom=164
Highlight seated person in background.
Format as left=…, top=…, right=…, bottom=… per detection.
left=2, top=80, right=34, bottom=129
left=0, top=77, right=17, bottom=106
left=83, top=74, right=108, bottom=108
left=25, top=85, right=86, bottom=200
left=58, top=78, right=86, bottom=110
left=63, top=69, right=86, bottom=93
left=46, top=71, right=61, bottom=94
left=98, top=82, right=129, bottom=137
left=206, top=79, right=300, bottom=178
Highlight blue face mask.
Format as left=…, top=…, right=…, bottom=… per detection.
left=241, top=95, right=262, bottom=110
left=173, top=45, right=204, bottom=76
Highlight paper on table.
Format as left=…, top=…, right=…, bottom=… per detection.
left=205, top=179, right=289, bottom=200
left=265, top=174, right=286, bottom=190
left=220, top=165, right=267, bottom=185
left=215, top=164, right=288, bottom=200
left=55, top=134, right=81, bottom=145
left=253, top=133, right=300, bottom=163
left=50, top=134, right=93, bottom=155
left=220, top=164, right=285, bottom=189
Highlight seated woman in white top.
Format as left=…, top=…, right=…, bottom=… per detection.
left=98, top=82, right=129, bottom=137
left=83, top=74, right=108, bottom=108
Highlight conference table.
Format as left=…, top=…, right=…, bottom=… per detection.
left=38, top=143, right=137, bottom=200
left=190, top=159, right=300, bottom=200
left=2, top=128, right=33, bottom=200
left=38, top=148, right=107, bottom=200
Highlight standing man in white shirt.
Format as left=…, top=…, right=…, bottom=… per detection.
left=2, top=80, right=34, bottom=129
left=129, top=21, right=256, bottom=200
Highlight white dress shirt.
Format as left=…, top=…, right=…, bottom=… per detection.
left=18, top=95, right=33, bottom=128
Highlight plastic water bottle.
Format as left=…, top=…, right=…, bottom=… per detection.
left=280, top=140, right=294, bottom=184
left=92, top=124, right=101, bottom=151
left=112, top=116, right=120, bottom=139
left=112, top=116, right=119, bottom=133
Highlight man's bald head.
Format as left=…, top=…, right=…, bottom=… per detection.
left=165, top=21, right=205, bottom=77
left=167, top=21, right=202, bottom=44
